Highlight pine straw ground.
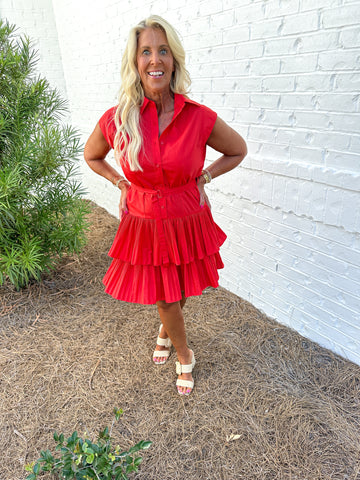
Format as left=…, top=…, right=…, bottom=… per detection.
left=0, top=202, right=360, bottom=480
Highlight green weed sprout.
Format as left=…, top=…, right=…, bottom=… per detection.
left=25, top=408, right=152, bottom=480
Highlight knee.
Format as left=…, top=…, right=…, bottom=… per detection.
left=156, top=300, right=178, bottom=313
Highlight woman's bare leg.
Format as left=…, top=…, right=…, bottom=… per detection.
left=153, top=293, right=186, bottom=363
left=155, top=296, right=193, bottom=395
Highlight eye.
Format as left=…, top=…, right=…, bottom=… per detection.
left=142, top=49, right=150, bottom=55
left=160, top=48, right=168, bottom=55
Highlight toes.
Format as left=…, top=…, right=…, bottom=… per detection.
left=177, top=375, right=193, bottom=395
left=177, top=386, right=192, bottom=395
left=153, top=356, right=167, bottom=364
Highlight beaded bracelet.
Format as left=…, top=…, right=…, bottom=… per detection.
left=113, top=176, right=127, bottom=189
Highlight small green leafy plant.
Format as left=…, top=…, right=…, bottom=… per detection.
left=25, top=409, right=152, bottom=480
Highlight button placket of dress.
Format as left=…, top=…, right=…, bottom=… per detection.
left=152, top=109, right=171, bottom=264
left=152, top=189, right=170, bottom=265
left=154, top=131, right=165, bottom=175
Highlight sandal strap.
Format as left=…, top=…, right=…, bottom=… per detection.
left=176, top=378, right=194, bottom=389
left=156, top=336, right=172, bottom=348
left=153, top=349, right=170, bottom=358
left=157, top=324, right=172, bottom=348
left=175, top=360, right=195, bottom=375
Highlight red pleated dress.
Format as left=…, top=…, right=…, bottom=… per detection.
left=99, top=93, right=227, bottom=304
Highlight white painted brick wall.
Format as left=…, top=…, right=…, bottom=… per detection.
left=2, top=0, right=360, bottom=365
left=0, top=0, right=66, bottom=98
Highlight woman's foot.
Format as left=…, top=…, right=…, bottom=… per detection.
left=176, top=349, right=195, bottom=396
left=153, top=324, right=172, bottom=364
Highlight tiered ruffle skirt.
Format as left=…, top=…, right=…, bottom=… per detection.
left=103, top=182, right=226, bottom=304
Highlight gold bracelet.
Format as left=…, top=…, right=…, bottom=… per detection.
left=201, top=169, right=212, bottom=184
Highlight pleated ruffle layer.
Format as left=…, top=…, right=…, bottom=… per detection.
left=103, top=207, right=226, bottom=304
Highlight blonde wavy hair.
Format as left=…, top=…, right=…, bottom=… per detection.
left=114, top=15, right=191, bottom=171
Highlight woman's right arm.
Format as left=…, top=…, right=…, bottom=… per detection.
left=84, top=123, right=122, bottom=185
left=84, top=123, right=130, bottom=218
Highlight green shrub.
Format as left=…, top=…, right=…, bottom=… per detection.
left=0, top=19, right=90, bottom=289
left=25, top=408, right=152, bottom=480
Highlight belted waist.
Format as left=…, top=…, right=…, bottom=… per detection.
left=128, top=180, right=197, bottom=265
left=130, top=180, right=197, bottom=197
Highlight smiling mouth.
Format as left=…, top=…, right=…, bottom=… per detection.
left=148, top=71, right=164, bottom=77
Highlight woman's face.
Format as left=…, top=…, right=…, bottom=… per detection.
left=136, top=27, right=174, bottom=98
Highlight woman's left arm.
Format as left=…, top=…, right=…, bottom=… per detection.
left=197, top=117, right=247, bottom=206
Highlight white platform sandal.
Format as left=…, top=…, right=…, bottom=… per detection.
left=175, top=350, right=196, bottom=396
left=153, top=324, right=172, bottom=365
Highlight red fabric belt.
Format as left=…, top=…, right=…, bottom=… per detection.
left=130, top=180, right=197, bottom=197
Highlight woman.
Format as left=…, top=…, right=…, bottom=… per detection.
left=84, top=15, right=247, bottom=396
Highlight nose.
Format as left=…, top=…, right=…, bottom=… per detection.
left=150, top=51, right=162, bottom=64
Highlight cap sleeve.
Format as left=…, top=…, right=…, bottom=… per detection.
left=98, top=106, right=118, bottom=149
left=199, top=104, right=217, bottom=144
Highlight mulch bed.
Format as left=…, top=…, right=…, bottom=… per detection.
left=1, top=202, right=359, bottom=480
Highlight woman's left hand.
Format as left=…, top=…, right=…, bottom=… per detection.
left=197, top=176, right=211, bottom=210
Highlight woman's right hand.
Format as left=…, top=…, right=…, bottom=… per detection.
left=118, top=181, right=130, bottom=220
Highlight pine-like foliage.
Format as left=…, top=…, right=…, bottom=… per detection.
left=0, top=20, right=90, bottom=289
